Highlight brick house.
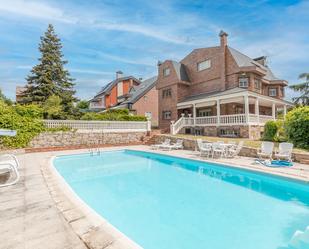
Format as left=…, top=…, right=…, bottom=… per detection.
left=156, top=31, right=293, bottom=139
left=89, top=71, right=141, bottom=110
left=90, top=72, right=159, bottom=126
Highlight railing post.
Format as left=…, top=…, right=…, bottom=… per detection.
left=283, top=104, right=287, bottom=120
left=255, top=97, right=259, bottom=124
left=216, top=100, right=220, bottom=126
left=170, top=121, right=175, bottom=135
left=193, top=104, right=196, bottom=126
left=272, top=102, right=276, bottom=120
left=244, top=95, right=249, bottom=124
left=146, top=117, right=151, bottom=135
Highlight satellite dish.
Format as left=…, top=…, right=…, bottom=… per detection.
left=0, top=129, right=17, bottom=136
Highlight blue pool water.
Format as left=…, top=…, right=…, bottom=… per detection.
left=54, top=150, right=309, bottom=249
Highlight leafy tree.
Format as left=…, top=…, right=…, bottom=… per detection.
left=77, top=100, right=90, bottom=109
left=42, top=95, right=63, bottom=119
left=285, top=106, right=309, bottom=149
left=23, top=24, right=78, bottom=112
left=0, top=88, right=13, bottom=105
left=289, top=73, right=309, bottom=105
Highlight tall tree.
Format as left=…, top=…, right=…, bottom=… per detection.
left=289, top=73, right=309, bottom=105
left=0, top=88, right=13, bottom=105
left=23, top=24, right=77, bottom=111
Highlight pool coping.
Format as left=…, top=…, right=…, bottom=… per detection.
left=41, top=146, right=309, bottom=249
left=43, top=151, right=142, bottom=249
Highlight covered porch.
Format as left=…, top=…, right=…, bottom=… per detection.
left=171, top=89, right=293, bottom=138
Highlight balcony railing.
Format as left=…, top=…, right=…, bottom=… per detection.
left=171, top=114, right=274, bottom=135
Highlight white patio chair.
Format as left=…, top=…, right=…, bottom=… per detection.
left=0, top=154, right=20, bottom=187
left=274, top=142, right=294, bottom=162
left=197, top=139, right=212, bottom=157
left=257, top=141, right=274, bottom=160
left=227, top=141, right=244, bottom=158
left=151, top=139, right=171, bottom=150
left=163, top=139, right=184, bottom=150
left=212, top=142, right=226, bottom=158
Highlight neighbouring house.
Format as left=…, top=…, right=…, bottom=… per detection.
left=156, top=31, right=293, bottom=139
left=90, top=72, right=159, bottom=127
left=15, top=86, right=27, bottom=103
left=89, top=71, right=141, bottom=110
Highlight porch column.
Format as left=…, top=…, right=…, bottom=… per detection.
left=283, top=105, right=287, bottom=119
left=272, top=102, right=276, bottom=120
left=216, top=100, right=220, bottom=125
left=193, top=104, right=196, bottom=126
left=244, top=95, right=249, bottom=124
left=255, top=97, right=260, bottom=123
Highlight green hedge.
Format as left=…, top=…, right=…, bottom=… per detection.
left=81, top=109, right=147, bottom=121
left=285, top=106, right=309, bottom=149
left=0, top=101, right=45, bottom=148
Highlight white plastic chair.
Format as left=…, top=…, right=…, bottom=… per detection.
left=227, top=141, right=244, bottom=158
left=197, top=139, right=212, bottom=157
left=257, top=141, right=274, bottom=160
left=0, top=154, right=20, bottom=187
left=212, top=142, right=226, bottom=158
left=275, top=142, right=293, bottom=162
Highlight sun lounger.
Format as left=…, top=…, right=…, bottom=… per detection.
left=0, top=154, right=20, bottom=187
left=151, top=139, right=171, bottom=150
left=257, top=141, right=274, bottom=160
left=274, top=142, right=294, bottom=162
left=161, top=139, right=184, bottom=150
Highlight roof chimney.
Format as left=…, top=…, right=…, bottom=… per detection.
left=116, top=70, right=123, bottom=79
left=219, top=30, right=228, bottom=47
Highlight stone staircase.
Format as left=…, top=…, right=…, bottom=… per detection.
left=143, top=130, right=161, bottom=145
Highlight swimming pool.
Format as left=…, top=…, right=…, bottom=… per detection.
left=53, top=150, right=309, bottom=249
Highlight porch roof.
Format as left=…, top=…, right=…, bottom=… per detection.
left=177, top=87, right=294, bottom=107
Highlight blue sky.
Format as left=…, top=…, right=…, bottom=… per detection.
left=0, top=0, right=308, bottom=101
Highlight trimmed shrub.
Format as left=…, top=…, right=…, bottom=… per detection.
left=285, top=106, right=309, bottom=149
left=262, top=120, right=278, bottom=141
left=81, top=109, right=146, bottom=121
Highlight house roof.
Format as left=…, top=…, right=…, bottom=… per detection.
left=179, top=87, right=247, bottom=103
left=228, top=46, right=279, bottom=81
left=124, top=76, right=157, bottom=104
left=94, top=76, right=141, bottom=98
left=171, top=61, right=190, bottom=82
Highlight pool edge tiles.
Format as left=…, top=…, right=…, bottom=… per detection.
left=49, top=153, right=143, bottom=249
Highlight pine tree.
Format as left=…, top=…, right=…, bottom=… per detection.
left=289, top=73, right=309, bottom=105
left=24, top=24, right=77, bottom=112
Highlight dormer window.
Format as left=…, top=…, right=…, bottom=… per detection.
left=163, top=68, right=170, bottom=77
left=239, top=77, right=249, bottom=88
left=269, top=88, right=277, bottom=97
left=197, top=59, right=211, bottom=71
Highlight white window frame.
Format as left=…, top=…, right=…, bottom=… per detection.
left=197, top=59, right=211, bottom=71
left=269, top=88, right=277, bottom=97
left=162, top=111, right=171, bottom=120
left=198, top=108, right=212, bottom=117
left=239, top=77, right=249, bottom=88
left=163, top=68, right=170, bottom=77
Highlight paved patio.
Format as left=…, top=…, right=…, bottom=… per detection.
left=1, top=145, right=308, bottom=249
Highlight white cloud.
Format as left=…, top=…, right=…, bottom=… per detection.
left=0, top=0, right=77, bottom=23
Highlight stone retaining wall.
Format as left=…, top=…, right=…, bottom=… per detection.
left=152, top=134, right=309, bottom=164
left=29, top=131, right=147, bottom=148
